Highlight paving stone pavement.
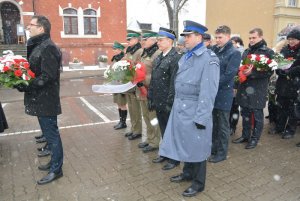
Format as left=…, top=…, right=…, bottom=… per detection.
left=0, top=70, right=299, bottom=201
left=1, top=115, right=300, bottom=201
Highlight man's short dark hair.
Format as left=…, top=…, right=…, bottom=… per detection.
left=215, top=25, right=231, bottom=35
left=32, top=15, right=51, bottom=34
left=249, top=28, right=263, bottom=36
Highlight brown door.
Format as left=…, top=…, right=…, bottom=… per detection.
left=1, top=2, right=20, bottom=44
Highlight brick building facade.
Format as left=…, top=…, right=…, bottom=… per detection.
left=0, top=0, right=127, bottom=65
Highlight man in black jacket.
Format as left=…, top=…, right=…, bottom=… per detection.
left=15, top=15, right=63, bottom=184
left=233, top=28, right=274, bottom=149
left=148, top=27, right=181, bottom=170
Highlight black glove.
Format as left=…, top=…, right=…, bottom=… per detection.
left=195, top=123, right=206, bottom=130
left=13, top=84, right=29, bottom=92
left=148, top=99, right=155, bottom=111
left=136, top=82, right=144, bottom=87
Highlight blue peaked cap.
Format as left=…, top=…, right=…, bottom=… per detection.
left=158, top=27, right=176, bottom=40
left=180, top=20, right=208, bottom=36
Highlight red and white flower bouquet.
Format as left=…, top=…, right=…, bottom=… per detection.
left=238, top=54, right=277, bottom=83
left=273, top=53, right=295, bottom=71
left=93, top=60, right=146, bottom=94
left=0, top=54, right=35, bottom=88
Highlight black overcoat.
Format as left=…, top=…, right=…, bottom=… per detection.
left=148, top=48, right=181, bottom=112
left=24, top=33, right=62, bottom=116
left=236, top=40, right=274, bottom=109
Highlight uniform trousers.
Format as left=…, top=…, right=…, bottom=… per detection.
left=182, top=161, right=206, bottom=190
left=140, top=100, right=160, bottom=147
left=126, top=92, right=142, bottom=134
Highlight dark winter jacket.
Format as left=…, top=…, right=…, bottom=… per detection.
left=148, top=48, right=181, bottom=112
left=211, top=42, right=241, bottom=111
left=236, top=40, right=274, bottom=109
left=275, top=43, right=300, bottom=98
left=111, top=52, right=124, bottom=62
left=24, top=33, right=62, bottom=116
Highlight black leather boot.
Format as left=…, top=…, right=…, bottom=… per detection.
left=115, top=110, right=127, bottom=130
left=113, top=109, right=122, bottom=129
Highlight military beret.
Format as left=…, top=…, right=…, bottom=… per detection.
left=141, top=30, right=158, bottom=40
left=157, top=27, right=176, bottom=40
left=112, top=41, right=125, bottom=50
left=180, top=20, right=208, bottom=36
left=126, top=30, right=141, bottom=40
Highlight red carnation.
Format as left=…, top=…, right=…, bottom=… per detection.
left=27, top=70, right=35, bottom=78
left=255, top=56, right=261, bottom=62
left=14, top=69, right=23, bottom=77
left=3, top=66, right=10, bottom=72
left=23, top=62, right=30, bottom=69
left=247, top=55, right=252, bottom=59
left=266, top=59, right=272, bottom=64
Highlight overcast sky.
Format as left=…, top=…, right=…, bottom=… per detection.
left=126, top=0, right=206, bottom=32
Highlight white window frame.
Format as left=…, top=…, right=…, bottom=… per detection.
left=59, top=5, right=101, bottom=38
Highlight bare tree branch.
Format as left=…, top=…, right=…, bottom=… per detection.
left=178, top=0, right=189, bottom=11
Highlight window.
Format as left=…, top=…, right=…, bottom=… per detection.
left=63, top=8, right=78, bottom=34
left=83, top=9, right=97, bottom=35
left=59, top=6, right=101, bottom=38
left=288, top=0, right=297, bottom=7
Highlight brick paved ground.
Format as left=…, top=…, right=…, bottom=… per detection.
left=0, top=70, right=300, bottom=201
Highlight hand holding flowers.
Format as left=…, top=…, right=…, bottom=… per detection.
left=238, top=54, right=277, bottom=83
left=0, top=54, right=35, bottom=88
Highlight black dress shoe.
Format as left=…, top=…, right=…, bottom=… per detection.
left=208, top=155, right=226, bottom=163
left=138, top=142, right=149, bottom=148
left=113, top=122, right=121, bottom=128
left=245, top=139, right=257, bottom=149
left=37, top=146, right=47, bottom=152
left=170, top=174, right=192, bottom=183
left=232, top=137, right=248, bottom=144
left=124, top=132, right=133, bottom=137
left=282, top=133, right=294, bottom=139
left=38, top=149, right=51, bottom=157
left=37, top=172, right=63, bottom=185
left=296, top=142, right=300, bottom=147
left=114, top=122, right=127, bottom=130
left=128, top=133, right=142, bottom=140
left=38, top=163, right=51, bottom=171
left=152, top=156, right=166, bottom=163
left=182, top=186, right=203, bottom=197
left=35, top=134, right=44, bottom=140
left=162, top=162, right=178, bottom=170
left=36, top=137, right=47, bottom=144
left=142, top=145, right=158, bottom=153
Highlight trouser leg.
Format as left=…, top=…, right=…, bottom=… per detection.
left=251, top=109, right=264, bottom=141
left=140, top=100, right=161, bottom=147
left=191, top=161, right=206, bottom=191
left=211, top=109, right=218, bottom=155
left=229, top=97, right=239, bottom=131
left=241, top=107, right=252, bottom=139
left=38, top=116, right=63, bottom=174
left=215, top=109, right=230, bottom=157
left=126, top=93, right=142, bottom=134
left=276, top=96, right=289, bottom=132
left=156, top=110, right=170, bottom=138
